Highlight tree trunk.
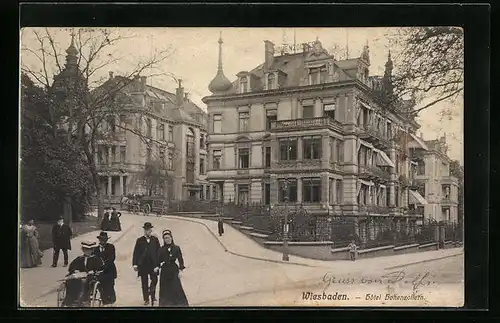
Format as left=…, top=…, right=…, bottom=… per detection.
left=63, top=195, right=73, bottom=225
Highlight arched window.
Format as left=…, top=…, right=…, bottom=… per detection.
left=186, top=128, right=195, bottom=183
left=267, top=73, right=275, bottom=90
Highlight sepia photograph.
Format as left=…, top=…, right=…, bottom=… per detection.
left=18, top=26, right=464, bottom=308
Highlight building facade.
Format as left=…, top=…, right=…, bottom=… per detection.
left=94, top=74, right=213, bottom=203
left=203, top=36, right=432, bottom=239
left=409, top=134, right=459, bottom=223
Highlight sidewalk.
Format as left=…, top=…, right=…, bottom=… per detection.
left=19, top=217, right=135, bottom=307
left=165, top=215, right=464, bottom=270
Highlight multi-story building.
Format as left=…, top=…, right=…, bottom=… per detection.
left=52, top=36, right=211, bottom=203
left=409, top=134, right=459, bottom=223
left=203, top=36, right=431, bottom=239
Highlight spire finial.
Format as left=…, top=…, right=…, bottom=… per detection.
left=208, top=32, right=232, bottom=94
left=65, top=30, right=78, bottom=66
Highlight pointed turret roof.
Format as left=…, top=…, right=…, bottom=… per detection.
left=208, top=32, right=232, bottom=94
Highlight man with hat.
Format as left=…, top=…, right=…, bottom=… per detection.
left=63, top=240, right=104, bottom=307
left=51, top=216, right=73, bottom=267
left=132, top=222, right=161, bottom=306
left=94, top=232, right=117, bottom=306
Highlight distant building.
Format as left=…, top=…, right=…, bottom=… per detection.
left=409, top=134, right=459, bottom=223
left=203, top=35, right=432, bottom=240
left=51, top=36, right=212, bottom=203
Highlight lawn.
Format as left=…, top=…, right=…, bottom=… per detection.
left=36, top=216, right=100, bottom=251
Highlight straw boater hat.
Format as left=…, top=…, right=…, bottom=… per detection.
left=81, top=240, right=97, bottom=249
left=97, top=231, right=109, bottom=241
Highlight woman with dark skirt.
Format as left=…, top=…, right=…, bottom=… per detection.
left=157, top=230, right=188, bottom=307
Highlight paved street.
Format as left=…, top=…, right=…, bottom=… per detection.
left=20, top=213, right=464, bottom=307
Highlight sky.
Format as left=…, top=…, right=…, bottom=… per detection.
left=20, top=27, right=463, bottom=164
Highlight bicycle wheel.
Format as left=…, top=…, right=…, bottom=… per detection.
left=89, top=282, right=102, bottom=307
left=56, top=282, right=66, bottom=307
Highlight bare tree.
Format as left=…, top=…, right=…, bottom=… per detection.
left=20, top=27, right=177, bottom=223
left=138, top=146, right=180, bottom=199
left=388, top=27, right=464, bottom=116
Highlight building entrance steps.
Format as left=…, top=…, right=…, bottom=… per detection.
left=19, top=217, right=135, bottom=307
left=164, top=215, right=463, bottom=270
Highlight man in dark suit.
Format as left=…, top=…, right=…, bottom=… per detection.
left=94, top=231, right=117, bottom=306
left=52, top=217, right=73, bottom=267
left=132, top=222, right=161, bottom=306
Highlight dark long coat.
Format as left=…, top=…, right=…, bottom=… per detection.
left=158, top=244, right=188, bottom=307
left=132, top=236, right=161, bottom=276
left=93, top=243, right=117, bottom=280
left=52, top=224, right=73, bottom=250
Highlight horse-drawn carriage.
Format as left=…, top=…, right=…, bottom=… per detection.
left=121, top=195, right=167, bottom=216
left=140, top=196, right=168, bottom=216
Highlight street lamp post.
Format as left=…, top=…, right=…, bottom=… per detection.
left=282, top=179, right=290, bottom=261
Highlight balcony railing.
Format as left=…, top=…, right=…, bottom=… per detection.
left=358, top=165, right=391, bottom=181
left=441, top=176, right=459, bottom=185
left=358, top=124, right=391, bottom=147
left=271, top=117, right=343, bottom=133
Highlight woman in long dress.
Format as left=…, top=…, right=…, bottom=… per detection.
left=20, top=220, right=43, bottom=268
left=157, top=230, right=188, bottom=307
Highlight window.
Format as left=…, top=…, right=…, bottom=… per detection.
left=98, top=146, right=106, bottom=165
left=266, top=109, right=277, bottom=130
left=168, top=125, right=174, bottom=141
left=329, top=179, right=334, bottom=204
left=111, top=146, right=116, bottom=164
left=213, top=114, right=222, bottom=133
left=146, top=118, right=152, bottom=137
left=238, top=185, right=249, bottom=205
left=200, top=134, right=205, bottom=149
left=200, top=158, right=205, bottom=175
left=239, top=112, right=249, bottom=132
left=106, top=115, right=116, bottom=133
left=387, top=122, right=393, bottom=139
left=119, top=114, right=126, bottom=134
left=303, top=136, right=322, bottom=159
left=309, top=67, right=320, bottom=85
left=159, top=148, right=166, bottom=167
left=265, top=147, right=271, bottom=168
left=264, top=183, right=270, bottom=205
left=442, top=185, right=450, bottom=198
left=120, top=146, right=126, bottom=164
left=157, top=123, right=165, bottom=141
left=279, top=138, right=297, bottom=161
left=267, top=73, right=276, bottom=90
left=146, top=146, right=152, bottom=162
left=395, top=186, right=399, bottom=207
left=239, top=77, right=248, bottom=93
left=238, top=148, right=250, bottom=169
left=323, top=103, right=336, bottom=120
left=320, top=67, right=328, bottom=83
left=302, top=105, right=314, bottom=119
left=303, top=178, right=321, bottom=203
left=213, top=150, right=222, bottom=170
left=336, top=140, right=344, bottom=163
left=417, top=161, right=425, bottom=175
left=167, top=151, right=173, bottom=170
left=336, top=180, right=343, bottom=204
left=186, top=130, right=195, bottom=157
left=278, top=179, right=298, bottom=203
left=387, top=186, right=391, bottom=206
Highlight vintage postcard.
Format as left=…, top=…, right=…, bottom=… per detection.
left=19, top=27, right=464, bottom=308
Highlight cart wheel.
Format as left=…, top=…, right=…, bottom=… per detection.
left=56, top=282, right=66, bottom=307
left=90, top=282, right=102, bottom=307
left=133, top=205, right=140, bottom=214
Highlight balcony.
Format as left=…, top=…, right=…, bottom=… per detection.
left=441, top=176, right=459, bottom=185
left=441, top=197, right=457, bottom=205
left=275, top=159, right=322, bottom=169
left=270, top=117, right=343, bottom=133
left=358, top=165, right=391, bottom=182
left=358, top=124, right=391, bottom=149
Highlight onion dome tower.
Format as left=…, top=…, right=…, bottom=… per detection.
left=208, top=32, right=232, bottom=94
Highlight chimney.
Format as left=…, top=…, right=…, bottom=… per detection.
left=264, top=40, right=275, bottom=70
left=176, top=79, right=184, bottom=106
left=184, top=92, right=190, bottom=101
left=302, top=43, right=310, bottom=54
left=109, top=71, right=114, bottom=79
left=140, top=76, right=147, bottom=90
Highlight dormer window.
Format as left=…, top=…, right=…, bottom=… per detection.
left=308, top=65, right=328, bottom=85
left=239, top=76, right=249, bottom=93
left=267, top=73, right=276, bottom=90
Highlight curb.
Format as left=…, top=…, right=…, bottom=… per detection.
left=164, top=215, right=316, bottom=268
left=32, top=223, right=135, bottom=300
left=384, top=251, right=463, bottom=270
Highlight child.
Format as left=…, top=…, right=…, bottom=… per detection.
left=348, top=240, right=357, bottom=261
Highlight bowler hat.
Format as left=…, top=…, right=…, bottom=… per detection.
left=143, top=222, right=154, bottom=229
left=97, top=231, right=109, bottom=241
